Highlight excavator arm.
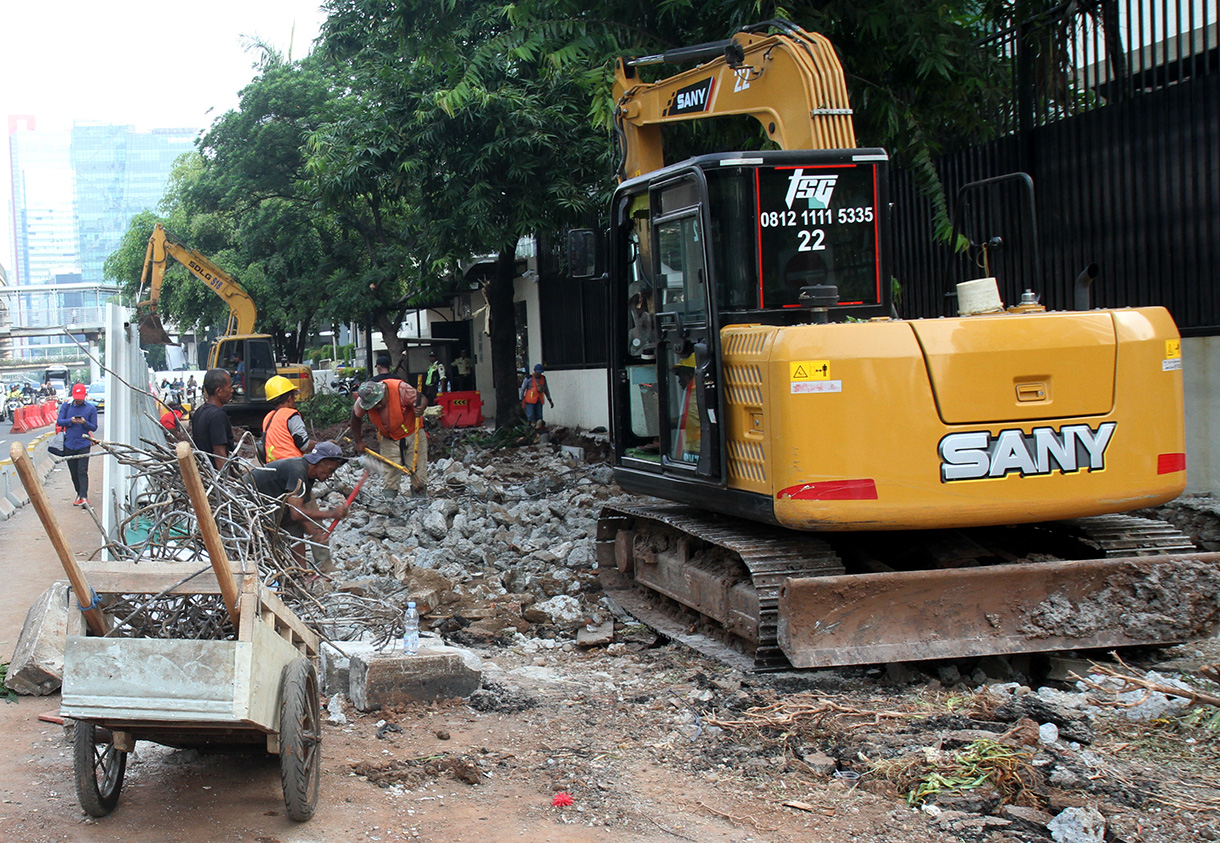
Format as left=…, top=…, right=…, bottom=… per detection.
left=613, top=20, right=856, bottom=181
left=136, top=223, right=258, bottom=344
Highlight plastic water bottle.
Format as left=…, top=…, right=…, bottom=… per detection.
left=403, top=601, right=419, bottom=655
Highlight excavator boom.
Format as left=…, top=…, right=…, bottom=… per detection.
left=614, top=21, right=855, bottom=180
left=136, top=223, right=258, bottom=344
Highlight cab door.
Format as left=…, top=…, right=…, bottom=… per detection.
left=650, top=174, right=721, bottom=481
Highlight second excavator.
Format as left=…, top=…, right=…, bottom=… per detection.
left=137, top=223, right=314, bottom=426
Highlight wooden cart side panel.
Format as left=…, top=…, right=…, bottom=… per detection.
left=247, top=616, right=304, bottom=737
left=254, top=585, right=320, bottom=656
left=62, top=637, right=244, bottom=722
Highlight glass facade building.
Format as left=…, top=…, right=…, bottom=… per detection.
left=5, top=116, right=196, bottom=357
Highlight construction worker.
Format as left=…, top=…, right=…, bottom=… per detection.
left=519, top=363, right=554, bottom=429
left=423, top=351, right=445, bottom=402
left=451, top=349, right=474, bottom=392
left=349, top=379, right=428, bottom=496
left=250, top=442, right=350, bottom=568
left=261, top=375, right=315, bottom=462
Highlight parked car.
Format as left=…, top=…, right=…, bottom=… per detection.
left=86, top=381, right=106, bottom=412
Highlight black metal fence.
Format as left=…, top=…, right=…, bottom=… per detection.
left=891, top=0, right=1219, bottom=334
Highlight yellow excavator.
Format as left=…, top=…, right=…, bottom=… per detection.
left=136, top=223, right=314, bottom=426
left=576, top=21, right=1220, bottom=670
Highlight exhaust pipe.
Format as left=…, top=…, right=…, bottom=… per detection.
left=1074, top=264, right=1099, bottom=311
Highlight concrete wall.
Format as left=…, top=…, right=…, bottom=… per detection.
left=1184, top=336, right=1220, bottom=495
left=544, top=368, right=610, bottom=431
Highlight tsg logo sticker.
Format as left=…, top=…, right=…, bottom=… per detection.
left=939, top=423, right=1117, bottom=482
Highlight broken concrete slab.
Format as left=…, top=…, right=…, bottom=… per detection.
left=320, top=639, right=392, bottom=697
left=5, top=582, right=75, bottom=695
left=576, top=620, right=614, bottom=647
left=350, top=641, right=485, bottom=711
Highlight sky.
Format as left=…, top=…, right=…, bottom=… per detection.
left=0, top=0, right=330, bottom=272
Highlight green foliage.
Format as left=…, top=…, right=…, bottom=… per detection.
left=0, top=663, right=16, bottom=703
left=299, top=392, right=355, bottom=429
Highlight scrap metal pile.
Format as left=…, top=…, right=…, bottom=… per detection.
left=87, top=432, right=402, bottom=647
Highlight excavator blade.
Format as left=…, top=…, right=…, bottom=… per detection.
left=778, top=552, right=1220, bottom=668
left=137, top=313, right=176, bottom=346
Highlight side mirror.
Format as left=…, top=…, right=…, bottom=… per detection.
left=567, top=229, right=599, bottom=280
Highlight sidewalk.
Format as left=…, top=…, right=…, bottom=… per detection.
left=0, top=459, right=103, bottom=663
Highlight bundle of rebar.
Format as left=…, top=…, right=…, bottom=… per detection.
left=87, top=425, right=400, bottom=645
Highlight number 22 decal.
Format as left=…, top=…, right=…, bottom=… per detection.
left=734, top=70, right=750, bottom=93
left=797, top=229, right=826, bottom=251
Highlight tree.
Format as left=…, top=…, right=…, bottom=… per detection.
left=317, top=0, right=608, bottom=427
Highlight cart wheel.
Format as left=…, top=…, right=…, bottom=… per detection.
left=73, top=721, right=126, bottom=817
left=279, top=657, right=321, bottom=821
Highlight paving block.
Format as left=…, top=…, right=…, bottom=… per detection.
left=5, top=582, right=76, bottom=695
left=350, top=642, right=484, bottom=711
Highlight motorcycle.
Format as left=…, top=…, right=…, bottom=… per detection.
left=331, top=376, right=360, bottom=396
left=3, top=395, right=20, bottom=423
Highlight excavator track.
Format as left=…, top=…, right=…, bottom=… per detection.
left=598, top=504, right=1220, bottom=671
left=598, top=503, right=843, bottom=670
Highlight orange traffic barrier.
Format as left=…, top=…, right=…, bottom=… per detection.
left=46, top=401, right=59, bottom=427
left=35, top=402, right=51, bottom=428
left=10, top=406, right=30, bottom=433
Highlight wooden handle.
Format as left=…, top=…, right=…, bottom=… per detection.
left=175, top=441, right=240, bottom=625
left=325, top=469, right=369, bottom=539
left=9, top=441, right=109, bottom=635
left=362, top=446, right=411, bottom=475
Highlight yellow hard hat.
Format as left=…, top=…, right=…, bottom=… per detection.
left=264, top=375, right=297, bottom=402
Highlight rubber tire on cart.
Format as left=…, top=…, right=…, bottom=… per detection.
left=279, top=657, right=321, bottom=821
left=73, top=720, right=126, bottom=817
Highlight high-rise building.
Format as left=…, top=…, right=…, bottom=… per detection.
left=5, top=116, right=197, bottom=358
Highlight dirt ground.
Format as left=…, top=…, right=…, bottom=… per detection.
left=3, top=460, right=1220, bottom=843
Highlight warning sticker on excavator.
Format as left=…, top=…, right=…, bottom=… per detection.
left=1164, top=339, right=1182, bottom=371
left=790, top=361, right=830, bottom=381
left=792, top=380, right=842, bottom=394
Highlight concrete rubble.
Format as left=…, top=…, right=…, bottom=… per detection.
left=305, top=437, right=628, bottom=709
left=4, top=582, right=75, bottom=696
left=317, top=441, right=623, bottom=646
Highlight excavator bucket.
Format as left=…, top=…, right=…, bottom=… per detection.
left=778, top=552, right=1220, bottom=667
left=137, top=312, right=176, bottom=346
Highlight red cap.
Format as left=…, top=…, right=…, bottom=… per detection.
left=71, top=383, right=87, bottom=399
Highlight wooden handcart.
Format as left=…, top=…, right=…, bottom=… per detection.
left=11, top=440, right=325, bottom=821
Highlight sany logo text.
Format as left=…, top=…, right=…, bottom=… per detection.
left=939, top=422, right=1117, bottom=482
left=785, top=170, right=837, bottom=209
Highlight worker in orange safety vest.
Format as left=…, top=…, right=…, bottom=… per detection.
left=260, top=375, right=315, bottom=463
left=349, top=378, right=428, bottom=496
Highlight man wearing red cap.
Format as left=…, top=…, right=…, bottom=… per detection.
left=56, top=383, right=99, bottom=506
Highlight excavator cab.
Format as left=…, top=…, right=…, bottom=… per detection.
left=213, top=336, right=276, bottom=402
left=602, top=148, right=889, bottom=504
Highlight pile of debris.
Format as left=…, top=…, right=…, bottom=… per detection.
left=313, top=436, right=627, bottom=645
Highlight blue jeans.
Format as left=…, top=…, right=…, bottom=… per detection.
left=523, top=401, right=543, bottom=423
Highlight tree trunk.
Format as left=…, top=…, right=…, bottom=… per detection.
left=488, top=248, right=519, bottom=429
left=375, top=312, right=406, bottom=373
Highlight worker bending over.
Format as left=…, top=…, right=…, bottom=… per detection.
left=349, top=379, right=428, bottom=497
left=250, top=441, right=350, bottom=567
